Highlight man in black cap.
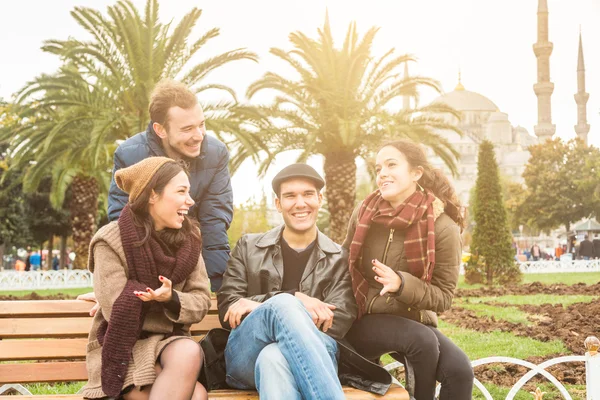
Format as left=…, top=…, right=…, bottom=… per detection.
left=217, top=164, right=392, bottom=399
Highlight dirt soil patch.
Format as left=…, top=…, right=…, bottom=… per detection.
left=442, top=301, right=600, bottom=387
left=456, top=281, right=600, bottom=298
left=0, top=292, right=75, bottom=300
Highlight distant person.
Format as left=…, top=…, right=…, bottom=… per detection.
left=555, top=245, right=563, bottom=260
left=15, top=259, right=26, bottom=271
left=593, top=234, right=600, bottom=259
left=530, top=243, right=541, bottom=261
left=578, top=235, right=594, bottom=260
left=25, top=250, right=31, bottom=272
left=29, top=251, right=41, bottom=271
left=52, top=255, right=60, bottom=271
left=68, top=250, right=76, bottom=270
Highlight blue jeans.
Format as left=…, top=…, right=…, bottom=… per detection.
left=224, top=294, right=344, bottom=400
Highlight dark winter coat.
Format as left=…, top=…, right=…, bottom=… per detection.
left=107, top=123, right=233, bottom=291
left=343, top=199, right=462, bottom=327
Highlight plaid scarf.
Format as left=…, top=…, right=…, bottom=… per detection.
left=97, top=205, right=201, bottom=397
left=348, top=189, right=436, bottom=318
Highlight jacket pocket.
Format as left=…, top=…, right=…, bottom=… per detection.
left=369, top=293, right=422, bottom=323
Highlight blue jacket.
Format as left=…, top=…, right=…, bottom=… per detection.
left=108, top=123, right=233, bottom=291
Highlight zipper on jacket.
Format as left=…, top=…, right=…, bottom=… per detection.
left=367, top=294, right=378, bottom=314
left=382, top=229, right=395, bottom=264
left=368, top=228, right=395, bottom=314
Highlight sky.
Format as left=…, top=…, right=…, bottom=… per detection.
left=1, top=0, right=598, bottom=205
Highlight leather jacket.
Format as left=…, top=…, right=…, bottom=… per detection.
left=215, top=225, right=393, bottom=395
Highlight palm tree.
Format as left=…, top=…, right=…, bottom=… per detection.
left=3, top=0, right=258, bottom=266
left=1, top=96, right=111, bottom=268
left=19, top=0, right=258, bottom=143
left=246, top=14, right=462, bottom=243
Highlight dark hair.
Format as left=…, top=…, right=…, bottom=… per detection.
left=379, top=139, right=466, bottom=229
left=149, top=79, right=198, bottom=131
left=129, top=160, right=201, bottom=249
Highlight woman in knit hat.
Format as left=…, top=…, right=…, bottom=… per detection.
left=342, top=140, right=473, bottom=400
left=81, top=157, right=211, bottom=400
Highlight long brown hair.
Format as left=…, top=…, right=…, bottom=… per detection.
left=129, top=160, right=201, bottom=249
left=379, top=140, right=466, bottom=229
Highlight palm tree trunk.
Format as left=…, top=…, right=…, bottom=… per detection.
left=70, top=175, right=99, bottom=269
left=48, top=235, right=54, bottom=269
left=60, top=235, right=67, bottom=269
left=323, top=152, right=357, bottom=244
left=40, top=242, right=45, bottom=269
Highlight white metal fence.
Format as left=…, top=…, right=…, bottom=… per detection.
left=383, top=336, right=600, bottom=399
left=0, top=270, right=93, bottom=291
left=2, top=260, right=599, bottom=291
left=459, top=259, right=600, bottom=275
left=519, top=260, right=600, bottom=273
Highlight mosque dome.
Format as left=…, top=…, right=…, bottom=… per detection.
left=432, top=77, right=499, bottom=112
left=433, top=89, right=499, bottom=112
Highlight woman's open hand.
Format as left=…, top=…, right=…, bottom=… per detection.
left=372, top=259, right=402, bottom=296
left=134, top=275, right=173, bottom=302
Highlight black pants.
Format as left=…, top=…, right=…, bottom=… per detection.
left=346, top=314, right=474, bottom=400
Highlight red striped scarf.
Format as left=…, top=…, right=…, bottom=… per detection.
left=349, top=189, right=436, bottom=318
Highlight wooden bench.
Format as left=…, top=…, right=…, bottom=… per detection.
left=0, top=299, right=408, bottom=399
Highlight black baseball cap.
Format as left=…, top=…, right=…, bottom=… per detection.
left=271, top=163, right=325, bottom=195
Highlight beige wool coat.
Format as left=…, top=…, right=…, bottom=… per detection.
left=342, top=198, right=462, bottom=327
left=81, top=222, right=212, bottom=399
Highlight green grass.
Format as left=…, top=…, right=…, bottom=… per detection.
left=0, top=287, right=93, bottom=297
left=454, top=301, right=532, bottom=325
left=474, top=382, right=586, bottom=400
left=467, top=294, right=597, bottom=307
left=438, top=321, right=568, bottom=360
left=23, top=382, right=85, bottom=395
left=458, top=271, right=600, bottom=289
left=522, top=272, right=600, bottom=285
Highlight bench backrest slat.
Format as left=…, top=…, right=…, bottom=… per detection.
left=0, top=362, right=88, bottom=384
left=0, top=299, right=218, bottom=318
left=0, top=300, right=95, bottom=318
left=0, top=299, right=220, bottom=384
left=0, top=336, right=204, bottom=362
left=0, top=314, right=221, bottom=339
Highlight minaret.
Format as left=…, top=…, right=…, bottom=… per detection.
left=402, top=62, right=410, bottom=110
left=533, top=0, right=556, bottom=141
left=574, top=30, right=590, bottom=144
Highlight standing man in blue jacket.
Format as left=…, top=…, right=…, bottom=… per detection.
left=108, top=79, right=233, bottom=291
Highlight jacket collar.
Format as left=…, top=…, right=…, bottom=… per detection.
left=256, top=225, right=341, bottom=254
left=146, top=122, right=208, bottom=170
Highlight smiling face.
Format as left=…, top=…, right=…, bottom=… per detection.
left=275, top=178, right=323, bottom=235
left=375, top=145, right=423, bottom=208
left=148, top=170, right=195, bottom=231
left=153, top=104, right=206, bottom=160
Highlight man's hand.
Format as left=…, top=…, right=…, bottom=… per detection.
left=372, top=259, right=402, bottom=296
left=295, top=292, right=336, bottom=333
left=134, top=276, right=173, bottom=303
left=224, top=298, right=260, bottom=329
left=77, top=291, right=99, bottom=317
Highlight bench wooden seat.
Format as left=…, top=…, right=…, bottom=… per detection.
left=0, top=299, right=408, bottom=399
